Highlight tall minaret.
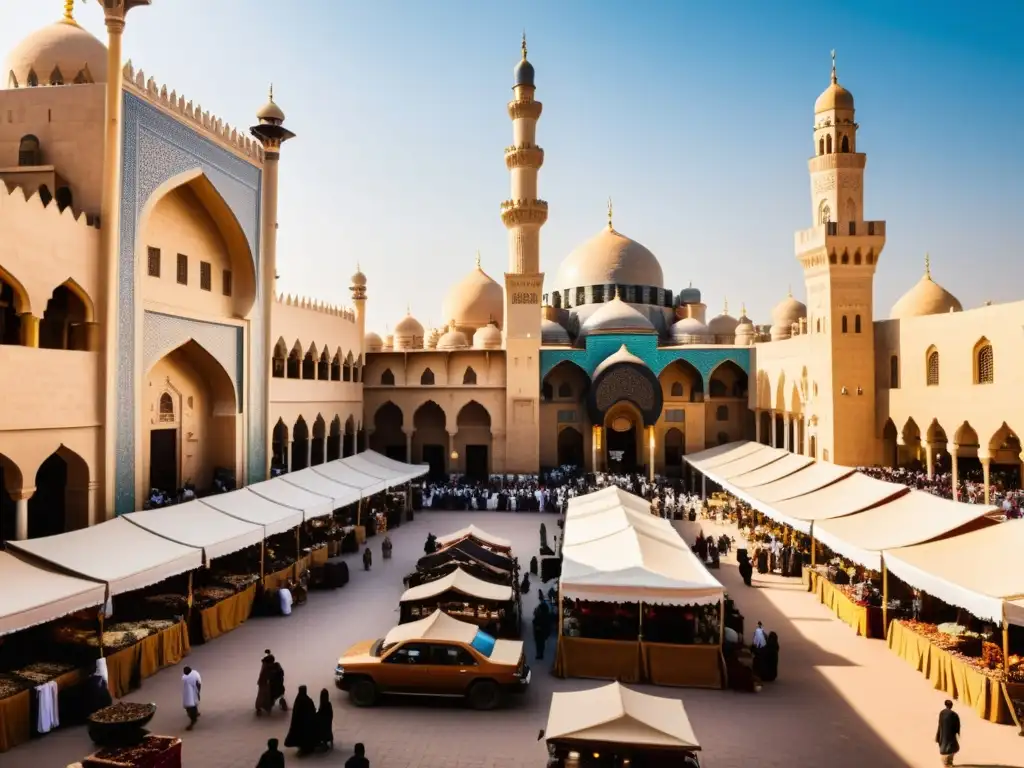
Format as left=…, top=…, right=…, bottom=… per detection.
left=797, top=51, right=886, bottom=466
left=251, top=87, right=296, bottom=479
left=502, top=34, right=547, bottom=473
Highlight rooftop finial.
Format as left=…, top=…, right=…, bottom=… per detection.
left=62, top=0, right=76, bottom=23
left=787, top=284, right=793, bottom=297
left=723, top=297, right=729, bottom=315
left=830, top=49, right=837, bottom=84
left=475, top=250, right=481, bottom=268
left=522, top=31, right=528, bottom=60
left=607, top=197, right=614, bottom=230
left=924, top=252, right=931, bottom=278
left=268, top=83, right=274, bottom=102
left=741, top=302, right=748, bottom=316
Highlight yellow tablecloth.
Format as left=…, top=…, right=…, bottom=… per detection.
left=105, top=642, right=138, bottom=699
left=554, top=637, right=642, bottom=683
left=200, top=585, right=257, bottom=642
left=310, top=547, right=329, bottom=567
left=642, top=642, right=725, bottom=689
left=887, top=620, right=1016, bottom=725
left=107, top=622, right=190, bottom=698
left=262, top=564, right=295, bottom=591
left=810, top=571, right=882, bottom=639
left=0, top=690, right=30, bottom=753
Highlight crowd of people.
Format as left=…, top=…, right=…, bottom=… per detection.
left=857, top=463, right=1023, bottom=517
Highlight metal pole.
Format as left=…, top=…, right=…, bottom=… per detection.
left=186, top=571, right=194, bottom=623
left=881, top=558, right=889, bottom=636
left=810, top=534, right=816, bottom=566
left=294, top=525, right=301, bottom=580
left=719, top=598, right=725, bottom=646
left=260, top=539, right=266, bottom=581
left=1004, top=618, right=1011, bottom=674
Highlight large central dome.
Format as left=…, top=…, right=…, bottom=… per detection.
left=550, top=226, right=664, bottom=295
left=4, top=19, right=107, bottom=88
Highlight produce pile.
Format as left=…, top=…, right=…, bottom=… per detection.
left=84, top=735, right=179, bottom=768
left=212, top=573, right=258, bottom=590
left=141, top=594, right=188, bottom=616
left=192, top=586, right=235, bottom=609
left=9, top=660, right=78, bottom=685
left=0, top=673, right=30, bottom=699
left=89, top=702, right=156, bottom=725
left=903, top=620, right=1023, bottom=682
left=54, top=619, right=177, bottom=650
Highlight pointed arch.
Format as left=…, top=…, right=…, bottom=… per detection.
left=343, top=351, right=354, bottom=382
left=302, top=343, right=317, bottom=379
left=659, top=359, right=701, bottom=403
left=40, top=280, right=94, bottom=350
left=327, top=415, right=343, bottom=461
left=901, top=417, right=920, bottom=447
left=825, top=134, right=833, bottom=153
left=987, top=422, right=1020, bottom=462
left=0, top=263, right=31, bottom=315
left=708, top=359, right=748, bottom=399
left=343, top=414, right=357, bottom=458
left=925, top=345, right=939, bottom=386
left=291, top=415, right=310, bottom=471
left=380, top=367, right=395, bottom=386
left=841, top=134, right=850, bottom=153
left=420, top=368, right=435, bottom=386
left=330, top=348, right=342, bottom=381
left=49, top=66, right=63, bottom=86
left=882, top=418, right=899, bottom=467
left=973, top=337, right=993, bottom=384
left=287, top=340, right=302, bottom=379
left=463, top=366, right=477, bottom=385
left=369, top=401, right=404, bottom=460
left=953, top=421, right=979, bottom=452
left=318, top=346, right=330, bottom=380
left=29, top=444, right=89, bottom=536
left=272, top=337, right=287, bottom=378
left=311, top=414, right=327, bottom=465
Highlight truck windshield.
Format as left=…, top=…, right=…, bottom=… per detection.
left=370, top=639, right=385, bottom=657
left=470, top=629, right=496, bottom=657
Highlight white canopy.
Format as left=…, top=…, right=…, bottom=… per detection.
left=313, top=461, right=389, bottom=496
left=436, top=525, right=512, bottom=551
left=739, top=461, right=855, bottom=504
left=359, top=450, right=430, bottom=481
left=399, top=567, right=513, bottom=603
left=201, top=488, right=303, bottom=536
left=545, top=682, right=701, bottom=751
left=814, top=491, right=999, bottom=572
left=247, top=477, right=333, bottom=519
left=568, top=486, right=651, bottom=516
left=7, top=517, right=203, bottom=596
left=768, top=473, right=908, bottom=534
left=384, top=609, right=478, bottom=647
left=123, top=501, right=264, bottom=564
left=685, top=440, right=763, bottom=470
left=711, top=446, right=789, bottom=480
left=345, top=452, right=423, bottom=484
left=280, top=468, right=361, bottom=509
left=563, top=506, right=687, bottom=550
left=884, top=519, right=1024, bottom=626
left=730, top=453, right=814, bottom=488
left=0, top=552, right=106, bottom=636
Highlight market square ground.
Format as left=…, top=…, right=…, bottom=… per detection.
left=8, top=511, right=1023, bottom=768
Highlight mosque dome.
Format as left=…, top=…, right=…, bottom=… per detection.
left=472, top=322, right=502, bottom=350
left=437, top=326, right=470, bottom=351
left=671, top=316, right=712, bottom=344
left=441, top=259, right=504, bottom=334
left=383, top=334, right=394, bottom=351
left=541, top=317, right=571, bottom=346
left=364, top=332, right=383, bottom=353
left=734, top=307, right=756, bottom=346
left=4, top=18, right=107, bottom=88
left=256, top=91, right=285, bottom=123
left=392, top=312, right=424, bottom=350
left=771, top=293, right=807, bottom=328
left=678, top=284, right=702, bottom=305
left=514, top=34, right=534, bottom=87
left=815, top=56, right=854, bottom=113
left=708, top=306, right=739, bottom=338
left=578, top=293, right=657, bottom=339
left=350, top=268, right=367, bottom=287
left=551, top=226, right=664, bottom=296
left=593, top=344, right=647, bottom=379
left=890, top=260, right=962, bottom=320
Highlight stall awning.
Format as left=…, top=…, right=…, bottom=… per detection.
left=420, top=538, right=515, bottom=572
left=384, top=609, right=478, bottom=647
left=248, top=477, right=333, bottom=519
left=737, top=461, right=854, bottom=503
left=814, top=491, right=1000, bottom=574
left=280, top=468, right=360, bottom=509
left=400, top=567, right=513, bottom=603
left=729, top=453, right=814, bottom=488
left=0, top=552, right=106, bottom=636
left=355, top=450, right=430, bottom=482
left=312, top=461, right=389, bottom=496
left=345, top=453, right=422, bottom=485
left=545, top=682, right=701, bottom=751
left=201, top=488, right=303, bottom=536
left=124, top=501, right=264, bottom=563
left=436, top=525, right=512, bottom=551
left=568, top=486, right=651, bottom=516
left=769, top=473, right=908, bottom=535
left=7, top=518, right=203, bottom=597
left=685, top=440, right=763, bottom=470
left=711, top=446, right=790, bottom=480
left=562, top=506, right=687, bottom=550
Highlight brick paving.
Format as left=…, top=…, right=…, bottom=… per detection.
left=9, top=512, right=1024, bottom=768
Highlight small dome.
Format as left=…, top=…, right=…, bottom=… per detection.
left=473, top=323, right=502, bottom=350
left=578, top=294, right=657, bottom=339
left=514, top=36, right=535, bottom=87
left=671, top=316, right=712, bottom=344
left=815, top=58, right=854, bottom=113
left=593, top=344, right=647, bottom=379
left=437, top=328, right=469, bottom=350
left=364, top=332, right=383, bottom=353
left=678, top=284, right=702, bottom=305
left=734, top=306, right=755, bottom=345
left=4, top=19, right=107, bottom=88
left=708, top=308, right=739, bottom=337
left=350, top=269, right=367, bottom=287
left=771, top=293, right=807, bottom=327
left=256, top=92, right=285, bottom=123
left=890, top=264, right=962, bottom=320
left=541, top=317, right=571, bottom=345
left=551, top=226, right=664, bottom=295
left=441, top=260, right=504, bottom=334
left=393, top=312, right=424, bottom=351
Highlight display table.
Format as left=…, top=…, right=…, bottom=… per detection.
left=808, top=570, right=883, bottom=639
left=310, top=547, right=329, bottom=567
left=107, top=622, right=190, bottom=698
left=199, top=585, right=257, bottom=642
left=0, top=690, right=30, bottom=753
left=554, top=637, right=642, bottom=683
left=81, top=735, right=182, bottom=768
left=887, top=620, right=1019, bottom=725
left=262, top=564, right=294, bottom=592
left=641, top=642, right=725, bottom=689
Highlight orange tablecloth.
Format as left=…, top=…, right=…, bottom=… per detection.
left=809, top=571, right=882, bottom=639
left=199, top=585, right=257, bottom=642
left=262, top=564, right=295, bottom=592
left=310, top=547, right=329, bottom=567
left=553, top=637, right=642, bottom=683
left=0, top=690, right=30, bottom=753
left=642, top=642, right=725, bottom=689
left=107, top=622, right=190, bottom=698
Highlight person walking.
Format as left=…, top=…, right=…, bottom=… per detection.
left=532, top=601, right=551, bottom=660
left=269, top=657, right=288, bottom=712
left=362, top=546, right=373, bottom=572
left=256, top=651, right=274, bottom=715
left=936, top=700, right=960, bottom=766
left=284, top=685, right=318, bottom=755
left=345, top=742, right=370, bottom=768
left=256, top=738, right=285, bottom=768
left=181, top=666, right=202, bottom=730
left=316, top=688, right=334, bottom=751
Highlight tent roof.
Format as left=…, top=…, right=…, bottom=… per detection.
left=879, top=518, right=1024, bottom=626
left=201, top=488, right=303, bottom=536
left=562, top=507, right=687, bottom=550
left=124, top=501, right=264, bottom=563
left=730, top=453, right=814, bottom=488
left=0, top=552, right=106, bottom=637
left=436, top=525, right=512, bottom=551
left=400, top=567, right=513, bottom=603
left=685, top=440, right=763, bottom=470
left=280, top=468, right=360, bottom=509
left=248, top=477, right=334, bottom=519
left=771, top=472, right=908, bottom=529
left=383, top=609, right=479, bottom=647
left=813, top=490, right=997, bottom=572
left=712, top=446, right=790, bottom=480
left=359, top=450, right=430, bottom=481
left=545, top=682, right=700, bottom=751
left=568, top=486, right=651, bottom=516
left=345, top=453, right=424, bottom=484
left=736, top=461, right=855, bottom=503
left=312, top=461, right=389, bottom=495
left=7, top=517, right=202, bottom=596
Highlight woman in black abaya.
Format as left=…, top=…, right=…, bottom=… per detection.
left=284, top=685, right=318, bottom=754
left=316, top=688, right=334, bottom=751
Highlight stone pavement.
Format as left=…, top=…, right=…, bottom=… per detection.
left=9, top=511, right=1024, bottom=768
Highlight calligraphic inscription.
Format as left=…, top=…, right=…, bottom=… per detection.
left=511, top=292, right=539, bottom=305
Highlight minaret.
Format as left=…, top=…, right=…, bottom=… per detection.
left=502, top=34, right=547, bottom=474
left=96, top=0, right=151, bottom=516
left=796, top=51, right=886, bottom=466
left=251, top=86, right=296, bottom=479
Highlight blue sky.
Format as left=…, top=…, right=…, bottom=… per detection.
left=3, top=1, right=1021, bottom=333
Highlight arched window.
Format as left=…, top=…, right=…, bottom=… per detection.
left=926, top=348, right=939, bottom=386
left=841, top=135, right=850, bottom=153
left=709, top=379, right=727, bottom=398
left=889, top=355, right=899, bottom=388
left=19, top=135, right=41, bottom=166
left=380, top=368, right=395, bottom=386
left=818, top=200, right=831, bottom=225
left=825, top=134, right=833, bottom=154
left=975, top=342, right=994, bottom=384
left=828, top=252, right=837, bottom=264
left=159, top=393, right=174, bottom=422
left=670, top=382, right=683, bottom=397
left=463, top=367, right=477, bottom=385
left=49, top=66, right=63, bottom=86
left=854, top=314, right=862, bottom=333
left=542, top=381, right=553, bottom=401
left=716, top=405, right=729, bottom=422
left=420, top=368, right=434, bottom=386
left=557, top=382, right=572, bottom=398
left=853, top=251, right=862, bottom=265
left=841, top=316, right=848, bottom=333
left=26, top=69, right=38, bottom=87
left=840, top=251, right=849, bottom=265
left=818, top=137, right=824, bottom=156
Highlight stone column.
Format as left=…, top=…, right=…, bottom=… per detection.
left=647, top=425, right=656, bottom=483
left=950, top=446, right=959, bottom=502
left=980, top=455, right=991, bottom=505
left=13, top=488, right=34, bottom=541
left=591, top=425, right=602, bottom=474
left=19, top=315, right=39, bottom=347
left=448, top=431, right=456, bottom=474
left=754, top=409, right=762, bottom=444
left=769, top=410, right=777, bottom=448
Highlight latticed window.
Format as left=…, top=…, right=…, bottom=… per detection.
left=159, top=393, right=174, bottom=423
left=200, top=261, right=212, bottom=291
left=976, top=344, right=994, bottom=384
left=926, top=350, right=939, bottom=386
left=176, top=253, right=188, bottom=285
left=147, top=247, right=161, bottom=277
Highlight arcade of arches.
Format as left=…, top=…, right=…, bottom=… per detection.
left=0, top=446, right=91, bottom=543
left=272, top=414, right=359, bottom=473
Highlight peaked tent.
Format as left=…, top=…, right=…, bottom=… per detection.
left=313, top=461, right=390, bottom=496
left=685, top=440, right=763, bottom=471
left=436, top=525, right=512, bottom=551
left=0, top=552, right=106, bottom=636
left=247, top=477, right=333, bottom=519
left=400, top=567, right=513, bottom=604
left=201, top=488, right=303, bottom=536
left=562, top=506, right=687, bottom=550
left=711, top=446, right=790, bottom=480
left=568, top=486, right=651, bottom=516
left=345, top=452, right=425, bottom=484
left=279, top=467, right=360, bottom=509
left=358, top=450, right=430, bottom=480
left=383, top=609, right=478, bottom=647
left=123, top=501, right=264, bottom=564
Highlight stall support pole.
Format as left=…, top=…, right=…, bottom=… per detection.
left=638, top=600, right=644, bottom=641
left=357, top=497, right=363, bottom=526
left=260, top=539, right=266, bottom=581
left=719, top=598, right=725, bottom=646
left=881, top=559, right=889, bottom=636
left=1004, top=619, right=1011, bottom=674
left=701, top=474, right=706, bottom=500
left=98, top=609, right=105, bottom=659
left=187, top=571, right=194, bottom=623
left=810, top=535, right=816, bottom=567
left=294, top=525, right=301, bottom=580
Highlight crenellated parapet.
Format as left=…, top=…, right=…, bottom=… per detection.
left=121, top=61, right=265, bottom=165
left=500, top=198, right=548, bottom=228
left=0, top=180, right=99, bottom=230
left=507, top=100, right=542, bottom=121
left=275, top=293, right=357, bottom=323
left=504, top=143, right=545, bottom=170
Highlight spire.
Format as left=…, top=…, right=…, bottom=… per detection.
left=406, top=302, right=411, bottom=316
left=268, top=83, right=274, bottom=102
left=830, top=49, right=837, bottom=84
left=62, top=0, right=76, bottom=24
left=723, top=297, right=729, bottom=315
left=787, top=284, right=793, bottom=297
left=607, top=197, right=614, bottom=230
left=741, top=302, right=748, bottom=317
left=475, top=250, right=481, bottom=268
left=924, top=252, right=931, bottom=279
left=522, top=31, right=528, bottom=60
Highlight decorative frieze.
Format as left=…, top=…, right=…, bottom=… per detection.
left=500, top=198, right=548, bottom=228
left=507, top=100, right=543, bottom=121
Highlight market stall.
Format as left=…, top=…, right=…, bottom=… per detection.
left=346, top=450, right=429, bottom=485
left=404, top=557, right=513, bottom=589
left=417, top=537, right=516, bottom=574
left=728, top=452, right=814, bottom=489
left=703, top=445, right=790, bottom=482
left=436, top=525, right=512, bottom=553
left=567, top=485, right=653, bottom=516
left=399, top=567, right=518, bottom=636
left=543, top=681, right=702, bottom=768
left=278, top=467, right=361, bottom=510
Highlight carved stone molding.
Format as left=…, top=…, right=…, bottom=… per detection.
left=504, top=146, right=545, bottom=170
left=507, top=100, right=543, bottom=121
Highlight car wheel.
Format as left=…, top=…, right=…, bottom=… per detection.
left=349, top=678, right=378, bottom=707
left=468, top=680, right=501, bottom=711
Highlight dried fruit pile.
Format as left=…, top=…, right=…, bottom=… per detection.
left=89, top=702, right=156, bottom=724
left=84, top=735, right=179, bottom=768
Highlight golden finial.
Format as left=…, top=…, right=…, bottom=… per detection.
left=787, top=284, right=793, bottom=297
left=475, top=250, right=481, bottom=268
left=268, top=83, right=274, bottom=102
left=607, top=197, right=614, bottom=230
left=62, top=0, right=76, bottom=23
left=522, top=31, right=528, bottom=60
left=924, top=253, right=931, bottom=278
left=741, top=302, right=748, bottom=317
left=723, top=297, right=729, bottom=315
left=830, top=49, right=837, bottom=84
